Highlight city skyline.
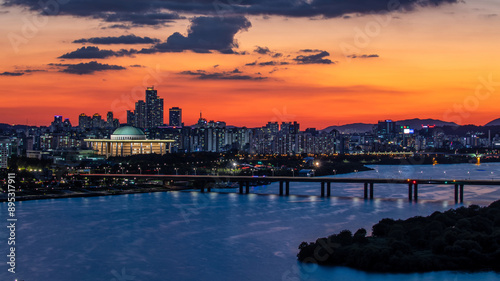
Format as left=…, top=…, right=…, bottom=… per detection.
left=1, top=1, right=499, bottom=128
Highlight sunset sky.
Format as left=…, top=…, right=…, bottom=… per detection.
left=1, top=0, right=499, bottom=129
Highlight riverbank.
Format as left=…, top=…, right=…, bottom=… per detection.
left=0, top=186, right=191, bottom=202
left=297, top=200, right=500, bottom=272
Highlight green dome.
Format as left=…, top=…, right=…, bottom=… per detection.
left=112, top=126, right=145, bottom=136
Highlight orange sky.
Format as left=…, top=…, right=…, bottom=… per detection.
left=0, top=1, right=499, bottom=129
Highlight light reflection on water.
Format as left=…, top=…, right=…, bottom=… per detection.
left=1, top=163, right=500, bottom=281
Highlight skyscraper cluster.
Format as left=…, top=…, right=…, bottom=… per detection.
left=127, top=87, right=164, bottom=129
left=78, top=112, right=119, bottom=129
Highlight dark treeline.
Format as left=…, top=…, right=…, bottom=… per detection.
left=297, top=200, right=500, bottom=272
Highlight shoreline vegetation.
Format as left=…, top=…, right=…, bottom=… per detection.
left=297, top=200, right=500, bottom=273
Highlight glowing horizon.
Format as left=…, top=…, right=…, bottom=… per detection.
left=1, top=0, right=499, bottom=129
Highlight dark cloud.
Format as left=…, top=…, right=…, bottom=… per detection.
left=294, top=51, right=334, bottom=64
left=254, top=46, right=270, bottom=54
left=73, top=35, right=160, bottom=44
left=3, top=0, right=459, bottom=23
left=101, top=12, right=184, bottom=26
left=0, top=69, right=47, bottom=76
left=139, top=16, right=251, bottom=54
left=0, top=72, right=24, bottom=76
left=179, top=69, right=266, bottom=80
left=129, top=64, right=144, bottom=68
left=269, top=67, right=287, bottom=74
left=254, top=46, right=283, bottom=58
left=4, top=0, right=183, bottom=26
left=300, top=49, right=324, bottom=53
left=258, top=61, right=289, bottom=66
left=23, top=69, right=46, bottom=73
left=51, top=61, right=126, bottom=75
left=246, top=61, right=257, bottom=66
left=105, top=24, right=132, bottom=29
left=58, top=46, right=136, bottom=59
left=348, top=54, right=380, bottom=59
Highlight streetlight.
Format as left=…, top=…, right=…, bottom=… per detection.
left=174, top=168, right=179, bottom=175
left=332, top=169, right=336, bottom=176
left=194, top=168, right=197, bottom=175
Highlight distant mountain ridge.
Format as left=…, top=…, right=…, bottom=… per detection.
left=322, top=118, right=459, bottom=133
left=485, top=118, right=500, bottom=126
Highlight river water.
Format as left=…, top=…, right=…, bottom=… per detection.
left=1, top=163, right=500, bottom=281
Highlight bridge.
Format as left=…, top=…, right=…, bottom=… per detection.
left=81, top=174, right=500, bottom=203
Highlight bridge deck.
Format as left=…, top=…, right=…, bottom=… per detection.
left=80, top=174, right=500, bottom=203
left=83, top=174, right=500, bottom=185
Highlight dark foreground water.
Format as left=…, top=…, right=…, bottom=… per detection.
left=1, top=163, right=500, bottom=281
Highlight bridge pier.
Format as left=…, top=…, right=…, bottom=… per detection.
left=285, top=181, right=290, bottom=196
left=245, top=181, right=250, bottom=194
left=279, top=181, right=283, bottom=195
left=239, top=181, right=243, bottom=194
left=414, top=183, right=418, bottom=201
left=454, top=184, right=459, bottom=203
left=327, top=182, right=331, bottom=197
left=369, top=183, right=374, bottom=199
left=408, top=183, right=413, bottom=201
left=460, top=184, right=464, bottom=203
left=364, top=183, right=368, bottom=199
left=321, top=182, right=325, bottom=197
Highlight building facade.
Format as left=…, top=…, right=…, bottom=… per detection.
left=85, top=126, right=174, bottom=158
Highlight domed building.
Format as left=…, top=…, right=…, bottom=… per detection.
left=110, top=126, right=146, bottom=140
left=85, top=126, right=174, bottom=158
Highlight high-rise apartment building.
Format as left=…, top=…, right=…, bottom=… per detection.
left=145, top=87, right=164, bottom=128
left=0, top=139, right=12, bottom=169
left=169, top=107, right=182, bottom=127
left=134, top=100, right=147, bottom=128
left=92, top=113, right=103, bottom=128
left=79, top=113, right=91, bottom=129
left=131, top=87, right=164, bottom=129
